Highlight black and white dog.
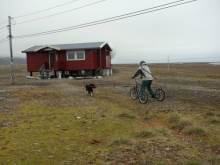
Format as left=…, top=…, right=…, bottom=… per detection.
left=85, top=84, right=96, bottom=96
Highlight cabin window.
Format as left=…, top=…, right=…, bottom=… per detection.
left=77, top=52, right=84, bottom=59
left=67, top=51, right=85, bottom=60
left=68, top=52, right=75, bottom=60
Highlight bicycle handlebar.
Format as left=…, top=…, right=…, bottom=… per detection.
left=135, top=77, right=141, bottom=79
left=134, top=77, right=142, bottom=84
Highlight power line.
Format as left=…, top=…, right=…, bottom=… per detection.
left=14, top=0, right=105, bottom=26
left=12, top=0, right=197, bottom=39
left=0, top=38, right=8, bottom=42
left=13, top=0, right=78, bottom=18
left=0, top=0, right=78, bottom=26
left=0, top=39, right=8, bottom=43
left=0, top=20, right=8, bottom=26
left=13, top=0, right=190, bottom=38
left=0, top=26, right=7, bottom=31
left=14, top=0, right=196, bottom=39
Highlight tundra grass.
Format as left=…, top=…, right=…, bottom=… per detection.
left=0, top=91, right=138, bottom=164
left=0, top=66, right=26, bottom=75
left=206, top=110, right=215, bottom=116
left=112, top=135, right=131, bottom=145
left=186, top=125, right=206, bottom=135
left=1, top=63, right=220, bottom=164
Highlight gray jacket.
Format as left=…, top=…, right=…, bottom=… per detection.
left=132, top=63, right=153, bottom=80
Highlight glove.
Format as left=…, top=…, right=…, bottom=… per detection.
left=131, top=77, right=134, bottom=79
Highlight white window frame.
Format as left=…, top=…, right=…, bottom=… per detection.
left=67, top=50, right=85, bottom=61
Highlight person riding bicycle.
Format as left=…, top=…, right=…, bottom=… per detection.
left=131, top=60, right=156, bottom=98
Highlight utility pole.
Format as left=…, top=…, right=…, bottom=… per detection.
left=8, top=16, right=14, bottom=81
left=168, top=55, right=169, bottom=70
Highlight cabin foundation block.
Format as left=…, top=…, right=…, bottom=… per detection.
left=110, top=69, right=113, bottom=75
left=102, top=69, right=110, bottom=76
left=57, top=72, right=62, bottom=79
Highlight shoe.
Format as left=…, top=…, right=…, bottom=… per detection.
left=151, top=95, right=156, bottom=98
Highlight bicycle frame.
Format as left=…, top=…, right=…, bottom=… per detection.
left=134, top=77, right=142, bottom=94
left=130, top=77, right=142, bottom=100
left=134, top=77, right=141, bottom=91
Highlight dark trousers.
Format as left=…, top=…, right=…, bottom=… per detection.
left=140, top=80, right=155, bottom=97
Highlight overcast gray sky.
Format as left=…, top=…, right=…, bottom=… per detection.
left=0, top=0, right=219, bottom=63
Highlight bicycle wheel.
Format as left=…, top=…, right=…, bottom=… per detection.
left=130, top=88, right=138, bottom=100
left=139, top=91, right=148, bottom=104
left=155, top=89, right=165, bottom=101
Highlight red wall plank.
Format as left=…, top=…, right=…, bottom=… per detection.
left=27, top=52, right=43, bottom=71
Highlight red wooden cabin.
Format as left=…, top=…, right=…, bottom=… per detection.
left=22, top=41, right=113, bottom=78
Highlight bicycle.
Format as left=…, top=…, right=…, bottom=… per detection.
left=130, top=77, right=165, bottom=104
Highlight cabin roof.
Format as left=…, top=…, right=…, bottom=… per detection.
left=22, top=41, right=112, bottom=53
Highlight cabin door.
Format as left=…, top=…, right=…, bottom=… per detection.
left=49, top=52, right=56, bottom=69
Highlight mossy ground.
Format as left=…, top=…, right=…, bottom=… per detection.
left=0, top=63, right=220, bottom=164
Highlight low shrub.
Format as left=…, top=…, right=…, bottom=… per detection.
left=168, top=114, right=193, bottom=129
left=137, top=128, right=156, bottom=138
left=145, top=110, right=150, bottom=115
left=170, top=123, right=181, bottom=129
left=143, top=112, right=157, bottom=120
left=207, top=117, right=220, bottom=124
left=112, top=136, right=131, bottom=145
left=178, top=117, right=193, bottom=127
left=185, top=162, right=203, bottom=165
left=170, top=117, right=193, bottom=129
left=186, top=126, right=206, bottom=135
left=206, top=110, right=214, bottom=116
left=117, top=110, right=136, bottom=119
left=168, top=113, right=181, bottom=123
left=156, top=127, right=170, bottom=136
left=207, top=155, right=220, bottom=164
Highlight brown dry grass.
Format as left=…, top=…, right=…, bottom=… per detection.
left=0, top=63, right=220, bottom=164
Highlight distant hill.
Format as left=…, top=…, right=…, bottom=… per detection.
left=0, top=57, right=26, bottom=66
